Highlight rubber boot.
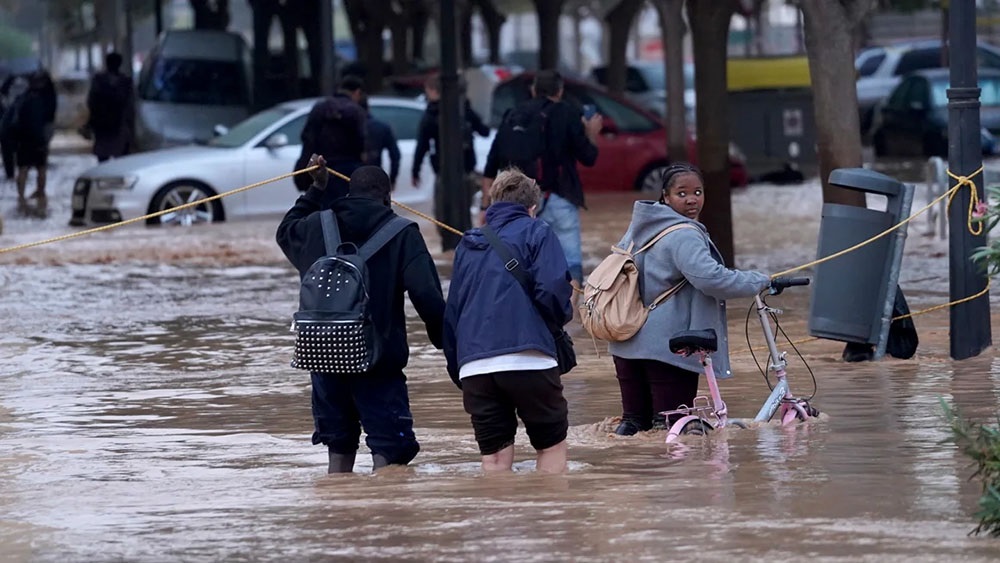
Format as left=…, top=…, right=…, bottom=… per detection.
left=371, top=453, right=390, bottom=472
left=614, top=418, right=644, bottom=436
left=327, top=451, right=356, bottom=474
left=651, top=414, right=668, bottom=431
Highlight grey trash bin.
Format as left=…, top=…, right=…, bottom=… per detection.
left=808, top=168, right=914, bottom=355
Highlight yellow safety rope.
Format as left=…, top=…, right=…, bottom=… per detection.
left=0, top=166, right=318, bottom=255
left=946, top=166, right=986, bottom=236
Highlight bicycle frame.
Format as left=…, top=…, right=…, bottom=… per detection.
left=751, top=292, right=811, bottom=425
left=663, top=351, right=728, bottom=444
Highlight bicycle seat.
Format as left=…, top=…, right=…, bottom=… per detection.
left=669, top=329, right=718, bottom=354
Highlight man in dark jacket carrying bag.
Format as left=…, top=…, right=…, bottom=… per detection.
left=444, top=168, right=574, bottom=474
left=277, top=156, right=446, bottom=474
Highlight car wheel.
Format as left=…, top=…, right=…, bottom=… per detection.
left=147, top=181, right=223, bottom=226
left=873, top=131, right=888, bottom=158
left=637, top=163, right=669, bottom=193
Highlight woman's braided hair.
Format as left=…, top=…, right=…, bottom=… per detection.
left=658, top=162, right=703, bottom=204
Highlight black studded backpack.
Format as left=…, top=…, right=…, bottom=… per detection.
left=290, top=209, right=412, bottom=374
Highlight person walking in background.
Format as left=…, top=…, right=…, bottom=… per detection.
left=0, top=74, right=29, bottom=181
left=360, top=95, right=401, bottom=190
left=293, top=75, right=366, bottom=203
left=412, top=74, right=491, bottom=252
left=483, top=70, right=602, bottom=294
left=87, top=52, right=134, bottom=163
left=608, top=163, right=771, bottom=436
left=444, top=168, right=573, bottom=474
left=11, top=70, right=57, bottom=216
left=276, top=156, right=446, bottom=474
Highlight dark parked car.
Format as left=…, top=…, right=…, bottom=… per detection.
left=491, top=72, right=748, bottom=191
left=872, top=68, right=1000, bottom=158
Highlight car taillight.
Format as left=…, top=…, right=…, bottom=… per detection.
left=494, top=68, right=512, bottom=81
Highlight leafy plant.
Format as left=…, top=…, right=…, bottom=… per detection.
left=970, top=185, right=1000, bottom=276
left=943, top=399, right=1000, bottom=536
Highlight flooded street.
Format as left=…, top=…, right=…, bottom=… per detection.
left=2, top=158, right=1000, bottom=561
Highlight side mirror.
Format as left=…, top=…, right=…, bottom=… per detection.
left=212, top=124, right=229, bottom=137
left=264, top=133, right=289, bottom=150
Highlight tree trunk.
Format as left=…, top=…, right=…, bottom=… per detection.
left=460, top=1, right=474, bottom=67
left=800, top=0, right=877, bottom=206
left=475, top=0, right=506, bottom=64
left=190, top=0, right=230, bottom=30
left=604, top=0, right=644, bottom=95
left=390, top=3, right=411, bottom=76
left=688, top=0, right=737, bottom=266
left=655, top=0, right=688, bottom=163
left=279, top=11, right=301, bottom=99
left=533, top=0, right=565, bottom=70
left=250, top=1, right=274, bottom=110
left=344, top=0, right=389, bottom=92
left=411, top=3, right=431, bottom=63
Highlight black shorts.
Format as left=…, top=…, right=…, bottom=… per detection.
left=461, top=367, right=568, bottom=455
left=16, top=143, right=47, bottom=168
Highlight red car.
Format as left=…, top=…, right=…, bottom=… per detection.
left=489, top=73, right=749, bottom=191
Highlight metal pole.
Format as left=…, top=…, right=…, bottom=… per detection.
left=319, top=0, right=335, bottom=96
left=438, top=0, right=466, bottom=252
left=948, top=0, right=992, bottom=360
left=155, top=0, right=164, bottom=36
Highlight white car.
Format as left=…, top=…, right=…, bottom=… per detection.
left=70, top=96, right=495, bottom=226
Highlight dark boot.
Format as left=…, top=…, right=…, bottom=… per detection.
left=842, top=342, right=875, bottom=363
left=327, top=451, right=356, bottom=474
left=614, top=418, right=644, bottom=436
left=371, top=453, right=390, bottom=471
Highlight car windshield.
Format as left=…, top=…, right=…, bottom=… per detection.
left=139, top=58, right=248, bottom=106
left=930, top=77, right=1000, bottom=107
left=856, top=49, right=886, bottom=77
left=208, top=107, right=293, bottom=148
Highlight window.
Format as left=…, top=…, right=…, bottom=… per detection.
left=856, top=51, right=886, bottom=77
left=569, top=86, right=657, bottom=133
left=490, top=80, right=531, bottom=127
left=908, top=77, right=930, bottom=108
left=977, top=48, right=1000, bottom=69
left=208, top=107, right=292, bottom=148
left=887, top=78, right=914, bottom=110
left=931, top=77, right=1000, bottom=107
left=139, top=58, right=249, bottom=106
left=270, top=114, right=307, bottom=144
left=369, top=105, right=423, bottom=140
left=894, top=48, right=943, bottom=76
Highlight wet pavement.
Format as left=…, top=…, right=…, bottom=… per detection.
left=2, top=155, right=1000, bottom=561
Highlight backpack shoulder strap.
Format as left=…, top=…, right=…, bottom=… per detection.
left=635, top=223, right=697, bottom=255
left=320, top=209, right=341, bottom=256
left=358, top=215, right=413, bottom=261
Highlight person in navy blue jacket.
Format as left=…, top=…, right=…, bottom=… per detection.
left=443, top=168, right=574, bottom=474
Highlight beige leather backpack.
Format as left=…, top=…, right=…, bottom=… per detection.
left=580, top=224, right=695, bottom=342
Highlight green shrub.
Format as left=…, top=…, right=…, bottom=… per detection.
left=944, top=399, right=1000, bottom=536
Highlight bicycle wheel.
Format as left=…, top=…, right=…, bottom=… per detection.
left=681, top=419, right=712, bottom=436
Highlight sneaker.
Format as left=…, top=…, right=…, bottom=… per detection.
left=614, top=418, right=644, bottom=436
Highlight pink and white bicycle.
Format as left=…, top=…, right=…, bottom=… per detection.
left=662, top=276, right=820, bottom=443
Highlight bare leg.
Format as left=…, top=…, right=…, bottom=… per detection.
left=482, top=444, right=515, bottom=473
left=32, top=166, right=46, bottom=198
left=15, top=167, right=28, bottom=211
left=535, top=440, right=567, bottom=474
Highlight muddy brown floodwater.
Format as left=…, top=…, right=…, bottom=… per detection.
left=2, top=185, right=1000, bottom=562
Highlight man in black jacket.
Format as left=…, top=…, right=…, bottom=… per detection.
left=292, top=76, right=366, bottom=201
left=360, top=95, right=401, bottom=189
left=276, top=157, right=446, bottom=474
left=412, top=74, right=490, bottom=252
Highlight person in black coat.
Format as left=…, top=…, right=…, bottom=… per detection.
left=412, top=74, right=491, bottom=252
left=360, top=95, right=401, bottom=189
left=292, top=76, right=366, bottom=201
left=276, top=156, right=446, bottom=474
left=12, top=70, right=56, bottom=215
left=87, top=52, right=135, bottom=162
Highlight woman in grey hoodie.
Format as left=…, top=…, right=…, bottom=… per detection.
left=608, top=163, right=771, bottom=436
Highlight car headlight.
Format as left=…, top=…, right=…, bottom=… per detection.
left=94, top=176, right=138, bottom=191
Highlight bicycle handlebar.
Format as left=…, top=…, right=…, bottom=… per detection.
left=769, top=276, right=810, bottom=295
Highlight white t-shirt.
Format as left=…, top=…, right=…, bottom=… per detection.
left=459, top=350, right=558, bottom=379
